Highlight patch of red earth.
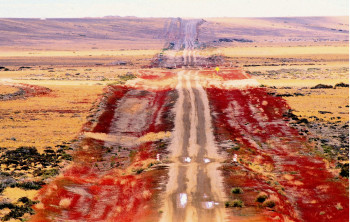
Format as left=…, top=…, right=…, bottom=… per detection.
left=32, top=85, right=175, bottom=221
left=0, top=83, right=51, bottom=101
left=200, top=69, right=250, bottom=80
left=92, top=85, right=130, bottom=133
left=207, top=87, right=349, bottom=222
left=138, top=70, right=175, bottom=81
left=31, top=165, right=155, bottom=222
left=20, top=83, right=52, bottom=97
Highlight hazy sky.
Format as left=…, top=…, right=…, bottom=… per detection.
left=0, top=0, right=348, bottom=18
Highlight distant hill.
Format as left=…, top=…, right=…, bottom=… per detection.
left=200, top=16, right=349, bottom=44
left=0, top=17, right=169, bottom=50
left=0, top=16, right=348, bottom=50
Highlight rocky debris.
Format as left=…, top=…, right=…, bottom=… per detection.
left=311, top=84, right=333, bottom=89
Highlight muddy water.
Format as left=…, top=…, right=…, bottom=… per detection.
left=160, top=70, right=227, bottom=222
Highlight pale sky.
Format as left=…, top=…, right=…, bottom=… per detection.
left=0, top=0, right=348, bottom=18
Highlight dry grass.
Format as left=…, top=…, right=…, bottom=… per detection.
left=0, top=85, right=18, bottom=94
left=256, top=79, right=349, bottom=123
left=220, top=45, right=349, bottom=57
left=0, top=50, right=158, bottom=58
left=284, top=88, right=349, bottom=123
left=0, top=83, right=104, bottom=152
left=2, top=187, right=38, bottom=203
left=258, top=79, right=349, bottom=87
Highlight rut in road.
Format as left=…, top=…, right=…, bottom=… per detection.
left=160, top=70, right=226, bottom=222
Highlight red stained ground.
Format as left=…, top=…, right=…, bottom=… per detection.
left=20, top=83, right=52, bottom=97
left=138, top=70, right=175, bottom=81
left=200, top=69, right=250, bottom=80
left=207, top=86, right=349, bottom=221
left=31, top=85, right=175, bottom=222
left=0, top=83, right=51, bottom=101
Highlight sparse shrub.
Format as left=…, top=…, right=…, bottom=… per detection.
left=16, top=181, right=44, bottom=190
left=340, top=163, right=349, bottom=178
left=0, top=197, right=38, bottom=221
left=231, top=187, right=243, bottom=194
left=129, top=150, right=137, bottom=159
left=225, top=200, right=244, bottom=208
left=119, top=73, right=137, bottom=81
left=262, top=199, right=276, bottom=208
left=231, top=199, right=244, bottom=208
left=231, top=145, right=240, bottom=151
left=335, top=203, right=343, bottom=210
left=321, top=144, right=333, bottom=154
left=42, top=168, right=59, bottom=179
left=135, top=168, right=144, bottom=174
left=256, top=192, right=268, bottom=203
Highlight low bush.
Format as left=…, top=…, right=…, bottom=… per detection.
left=256, top=192, right=268, bottom=203
left=231, top=187, right=243, bottom=194
left=262, top=199, right=276, bottom=208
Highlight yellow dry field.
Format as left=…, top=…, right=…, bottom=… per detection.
left=258, top=79, right=349, bottom=88
left=0, top=49, right=158, bottom=58
left=1, top=67, right=139, bottom=81
left=284, top=88, right=349, bottom=123
left=258, top=79, right=349, bottom=123
left=220, top=45, right=349, bottom=57
left=0, top=85, right=18, bottom=94
left=0, top=83, right=104, bottom=152
left=2, top=187, right=38, bottom=203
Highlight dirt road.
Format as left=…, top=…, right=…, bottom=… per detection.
left=160, top=70, right=226, bottom=222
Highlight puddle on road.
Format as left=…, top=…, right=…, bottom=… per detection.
left=183, top=157, right=191, bottom=163
left=201, top=201, right=219, bottom=209
left=203, top=158, right=210, bottom=163
left=177, top=193, right=188, bottom=208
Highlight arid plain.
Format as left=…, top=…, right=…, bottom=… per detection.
left=0, top=16, right=348, bottom=221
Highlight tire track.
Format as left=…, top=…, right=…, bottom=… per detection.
left=160, top=70, right=226, bottom=222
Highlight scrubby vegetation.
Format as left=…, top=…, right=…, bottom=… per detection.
left=0, top=197, right=38, bottom=221
left=225, top=199, right=244, bottom=208
left=255, top=192, right=268, bottom=203
left=231, top=187, right=243, bottom=194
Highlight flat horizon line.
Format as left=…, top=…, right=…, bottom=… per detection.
left=0, top=15, right=348, bottom=19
